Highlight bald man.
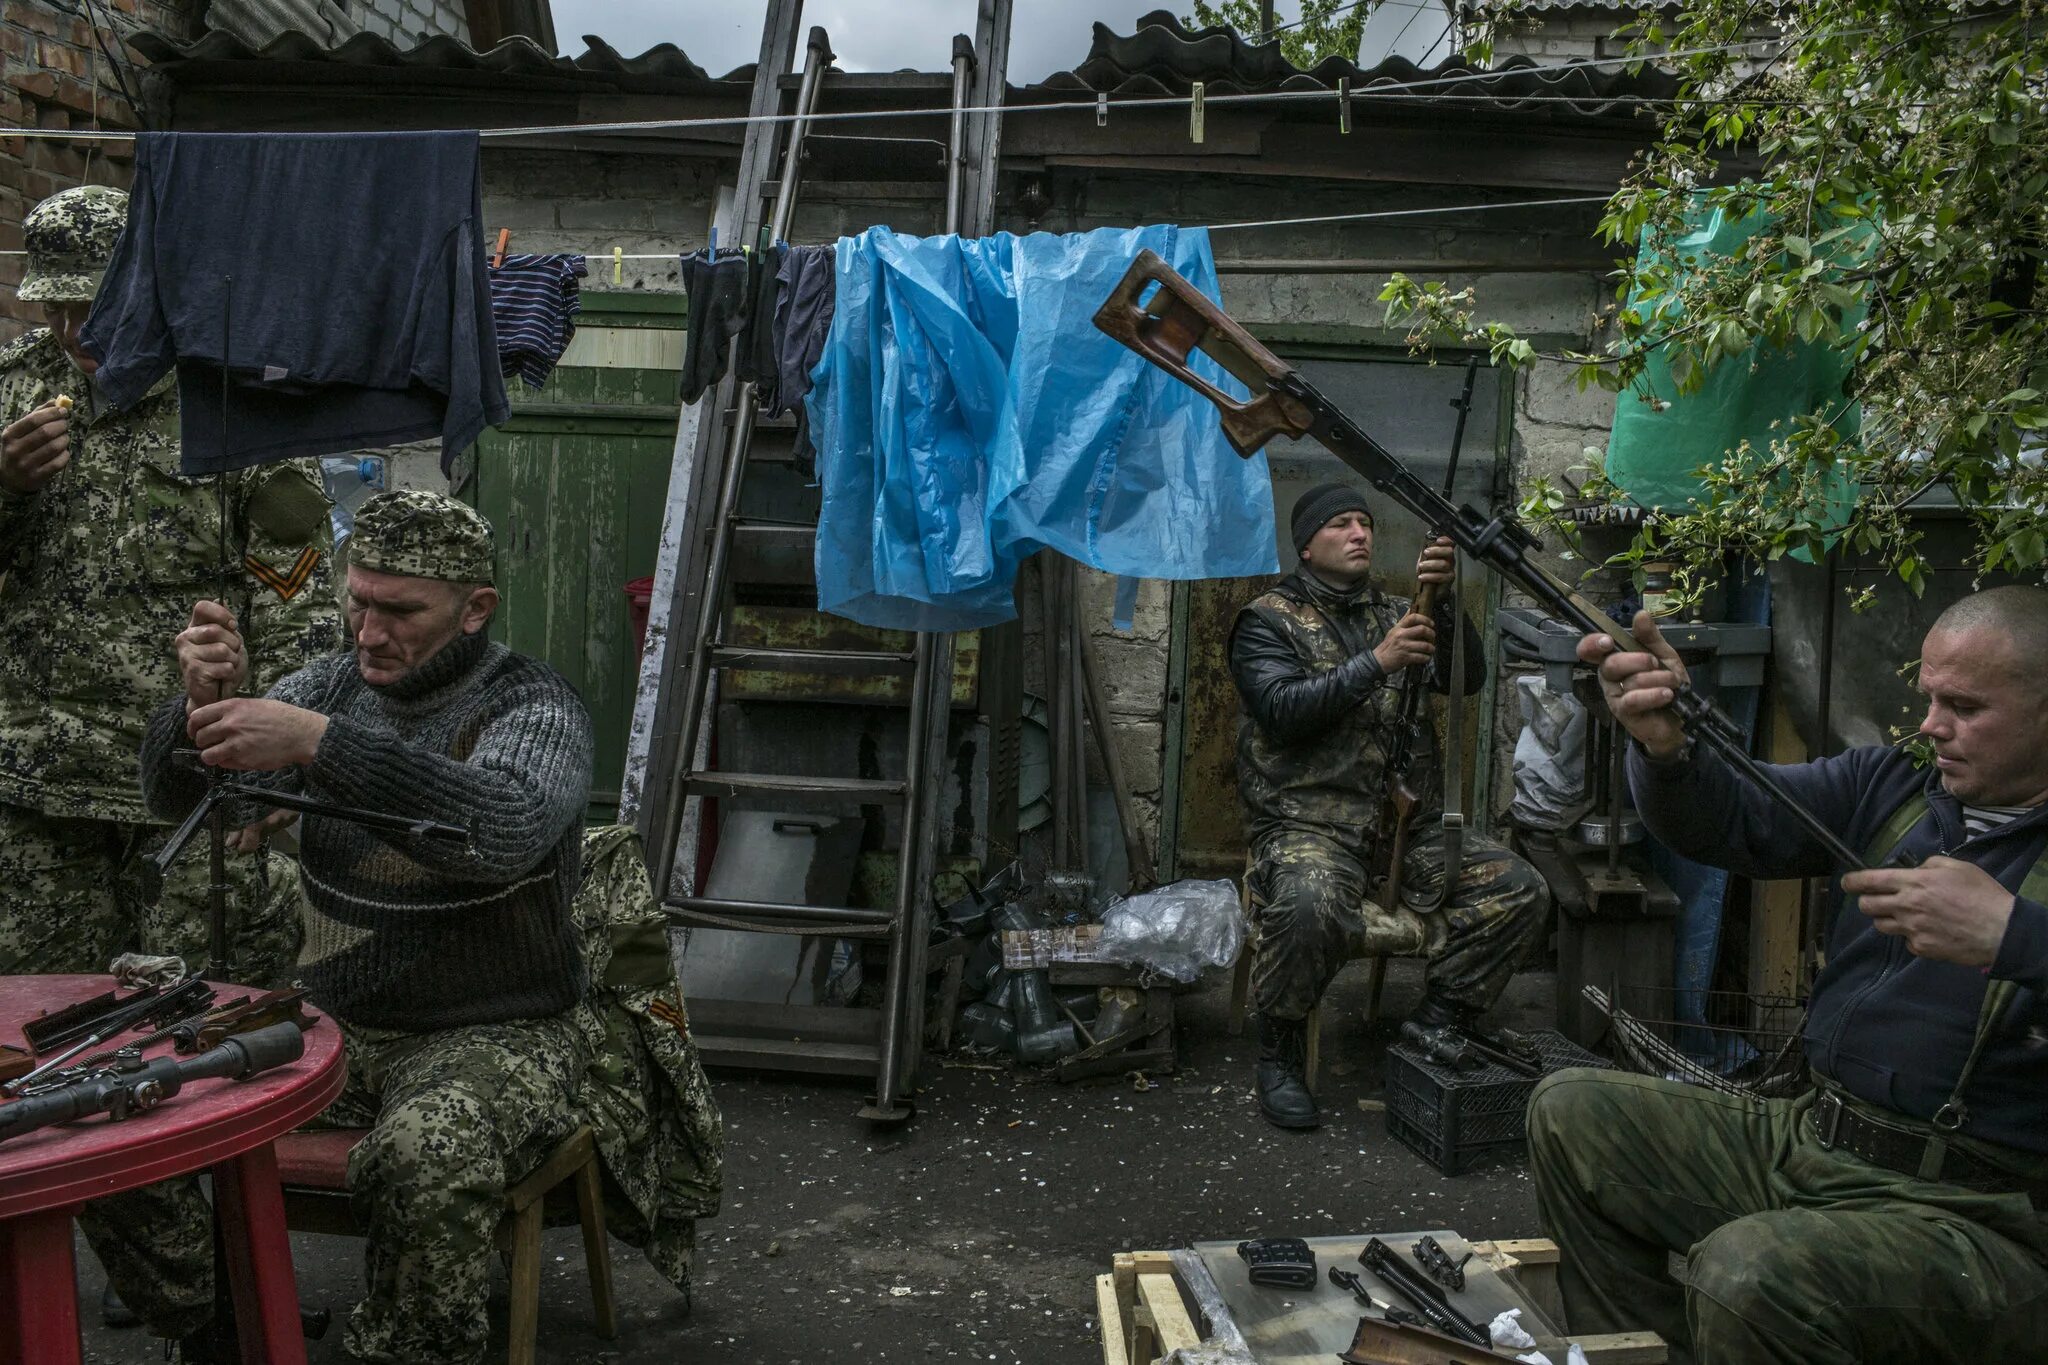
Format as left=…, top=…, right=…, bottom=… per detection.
left=1528, top=586, right=2048, bottom=1365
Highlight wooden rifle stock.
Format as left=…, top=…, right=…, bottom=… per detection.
left=1376, top=582, right=1441, bottom=904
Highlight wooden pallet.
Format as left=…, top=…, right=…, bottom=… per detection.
left=1096, top=1239, right=1666, bottom=1365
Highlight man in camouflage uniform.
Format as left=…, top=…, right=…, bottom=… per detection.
left=143, top=490, right=597, bottom=1365
left=1530, top=593, right=2048, bottom=1363
left=0, top=185, right=341, bottom=1344
left=1230, top=482, right=1548, bottom=1129
left=0, top=184, right=339, bottom=981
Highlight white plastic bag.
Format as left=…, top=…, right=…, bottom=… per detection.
left=1511, top=675, right=1588, bottom=831
left=1094, top=879, right=1244, bottom=982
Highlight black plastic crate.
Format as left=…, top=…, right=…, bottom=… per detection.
left=1384, top=1029, right=1609, bottom=1175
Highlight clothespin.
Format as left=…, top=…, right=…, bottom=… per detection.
left=1338, top=77, right=1352, bottom=134
left=1190, top=81, right=1205, bottom=144
left=612, top=247, right=623, bottom=284
left=492, top=228, right=510, bottom=269
left=708, top=227, right=719, bottom=259
left=1097, top=93, right=1108, bottom=127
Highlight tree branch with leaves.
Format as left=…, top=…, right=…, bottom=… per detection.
left=1383, top=0, right=2048, bottom=601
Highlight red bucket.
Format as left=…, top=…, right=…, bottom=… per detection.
left=624, top=576, right=655, bottom=669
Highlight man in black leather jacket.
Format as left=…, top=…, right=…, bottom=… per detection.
left=1230, top=482, right=1548, bottom=1129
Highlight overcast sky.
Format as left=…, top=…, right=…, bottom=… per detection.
left=547, top=1, right=1216, bottom=78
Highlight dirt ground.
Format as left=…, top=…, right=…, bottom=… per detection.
left=77, top=961, right=1559, bottom=1363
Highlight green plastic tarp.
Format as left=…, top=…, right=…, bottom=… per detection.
left=1605, top=197, right=1864, bottom=524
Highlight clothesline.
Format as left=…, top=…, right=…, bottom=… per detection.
left=0, top=192, right=1616, bottom=263
left=0, top=32, right=1792, bottom=144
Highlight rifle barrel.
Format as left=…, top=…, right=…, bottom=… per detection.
left=1271, top=369, right=1867, bottom=872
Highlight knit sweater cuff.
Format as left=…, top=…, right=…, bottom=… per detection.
left=307, top=713, right=425, bottom=813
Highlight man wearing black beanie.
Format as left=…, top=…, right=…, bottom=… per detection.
left=1228, top=482, right=1548, bottom=1129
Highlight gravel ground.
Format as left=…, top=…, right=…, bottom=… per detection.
left=78, top=961, right=1557, bottom=1363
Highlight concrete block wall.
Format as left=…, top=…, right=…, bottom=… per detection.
left=0, top=0, right=202, bottom=341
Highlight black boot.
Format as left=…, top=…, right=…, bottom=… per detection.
left=1253, top=1016, right=1321, bottom=1130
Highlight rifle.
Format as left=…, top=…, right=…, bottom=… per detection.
left=1093, top=250, right=1868, bottom=873
left=0, top=1021, right=305, bottom=1144
left=1379, top=354, right=1481, bottom=910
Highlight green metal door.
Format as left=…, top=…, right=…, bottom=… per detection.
left=472, top=292, right=685, bottom=822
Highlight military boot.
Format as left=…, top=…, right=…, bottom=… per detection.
left=1254, top=1015, right=1321, bottom=1130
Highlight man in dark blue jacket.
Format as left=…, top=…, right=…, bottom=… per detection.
left=1529, top=586, right=2048, bottom=1364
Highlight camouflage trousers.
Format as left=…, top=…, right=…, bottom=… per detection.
left=1529, top=1068, right=2048, bottom=1365
left=323, top=1010, right=592, bottom=1365
left=0, top=802, right=307, bottom=1341
left=0, top=799, right=303, bottom=981
left=1245, top=825, right=1548, bottom=1023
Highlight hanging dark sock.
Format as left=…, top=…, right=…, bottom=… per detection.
left=678, top=248, right=751, bottom=404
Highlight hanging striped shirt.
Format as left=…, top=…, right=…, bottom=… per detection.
left=488, top=253, right=586, bottom=390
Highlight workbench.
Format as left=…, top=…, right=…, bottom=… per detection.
left=1096, top=1234, right=1666, bottom=1365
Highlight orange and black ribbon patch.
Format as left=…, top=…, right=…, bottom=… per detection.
left=647, top=995, right=693, bottom=1039
left=243, top=546, right=321, bottom=602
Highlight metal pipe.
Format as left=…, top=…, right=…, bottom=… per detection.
left=869, top=32, right=976, bottom=1119
left=664, top=895, right=893, bottom=925
left=869, top=632, right=938, bottom=1112
left=768, top=28, right=834, bottom=245
left=946, top=36, right=974, bottom=234
left=1213, top=257, right=1611, bottom=275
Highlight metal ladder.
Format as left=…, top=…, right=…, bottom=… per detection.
left=629, top=7, right=992, bottom=1123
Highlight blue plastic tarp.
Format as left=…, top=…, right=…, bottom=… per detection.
left=809, top=224, right=1279, bottom=630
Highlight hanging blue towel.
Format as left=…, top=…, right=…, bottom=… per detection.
left=809, top=225, right=1278, bottom=631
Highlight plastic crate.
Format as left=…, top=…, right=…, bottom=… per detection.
left=1384, top=1029, right=1609, bottom=1175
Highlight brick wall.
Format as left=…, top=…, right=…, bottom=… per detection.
left=0, top=0, right=202, bottom=341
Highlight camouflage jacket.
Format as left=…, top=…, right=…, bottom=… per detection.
left=1230, top=569, right=1481, bottom=855
left=569, top=825, right=723, bottom=1291
left=0, top=328, right=341, bottom=822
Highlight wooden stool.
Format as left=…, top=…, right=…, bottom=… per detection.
left=1230, top=855, right=1393, bottom=1091
left=276, top=1123, right=618, bottom=1364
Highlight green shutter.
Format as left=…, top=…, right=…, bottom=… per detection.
left=471, top=292, right=687, bottom=822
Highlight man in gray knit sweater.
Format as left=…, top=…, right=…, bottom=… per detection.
left=139, top=489, right=595, bottom=1365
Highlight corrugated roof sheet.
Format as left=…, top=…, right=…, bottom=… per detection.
left=133, top=9, right=1675, bottom=117
left=128, top=28, right=755, bottom=93
left=1026, top=9, right=1677, bottom=115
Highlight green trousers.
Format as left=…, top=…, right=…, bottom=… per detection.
left=1246, top=826, right=1548, bottom=1023
left=0, top=800, right=302, bottom=981
left=325, top=1011, right=591, bottom=1365
left=1529, top=1068, right=2048, bottom=1365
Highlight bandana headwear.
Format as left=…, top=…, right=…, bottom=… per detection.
left=1289, top=482, right=1373, bottom=556
left=347, top=489, right=496, bottom=585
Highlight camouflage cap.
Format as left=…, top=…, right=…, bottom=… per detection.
left=347, top=489, right=496, bottom=585
left=20, top=185, right=129, bottom=303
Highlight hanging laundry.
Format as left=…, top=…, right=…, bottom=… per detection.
left=766, top=242, right=835, bottom=479
left=80, top=131, right=507, bottom=476
left=809, top=225, right=1278, bottom=632
left=489, top=252, right=587, bottom=390
left=732, top=241, right=786, bottom=408
left=676, top=246, right=750, bottom=404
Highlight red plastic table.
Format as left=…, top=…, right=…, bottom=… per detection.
left=0, top=975, right=344, bottom=1365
